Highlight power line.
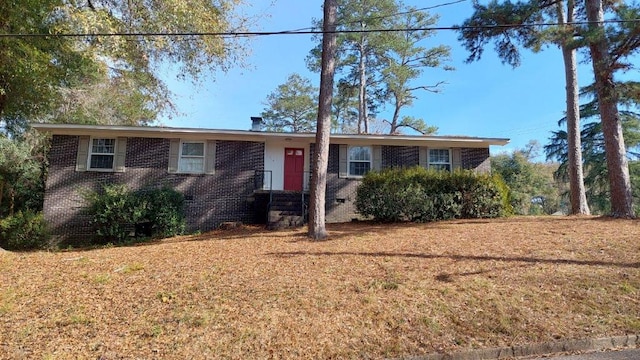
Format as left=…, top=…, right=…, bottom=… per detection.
left=286, top=0, right=469, bottom=33
left=0, top=19, right=638, bottom=39
left=353, top=0, right=470, bottom=25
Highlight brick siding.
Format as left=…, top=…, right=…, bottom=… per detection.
left=381, top=145, right=420, bottom=168
left=44, top=135, right=492, bottom=239
left=44, top=135, right=264, bottom=242
left=461, top=148, right=491, bottom=172
left=316, top=144, right=491, bottom=223
left=325, top=144, right=362, bottom=222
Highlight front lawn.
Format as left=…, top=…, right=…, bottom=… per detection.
left=1, top=217, right=638, bottom=359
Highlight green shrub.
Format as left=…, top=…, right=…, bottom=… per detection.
left=0, top=210, right=49, bottom=250
left=85, top=184, right=185, bottom=244
left=133, top=187, right=186, bottom=238
left=84, top=184, right=137, bottom=244
left=355, top=167, right=510, bottom=223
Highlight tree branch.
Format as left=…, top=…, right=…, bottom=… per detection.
left=407, top=81, right=447, bottom=93
left=609, top=29, right=640, bottom=69
left=398, top=122, right=428, bottom=134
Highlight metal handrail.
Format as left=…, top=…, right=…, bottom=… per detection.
left=303, top=170, right=312, bottom=192
left=254, top=170, right=273, bottom=221
left=254, top=170, right=311, bottom=224
left=302, top=170, right=312, bottom=222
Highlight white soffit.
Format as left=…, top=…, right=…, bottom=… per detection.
left=31, top=123, right=510, bottom=147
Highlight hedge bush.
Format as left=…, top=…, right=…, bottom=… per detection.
left=0, top=210, right=49, bottom=250
left=355, top=167, right=511, bottom=222
left=132, top=187, right=186, bottom=238
left=84, top=184, right=186, bottom=244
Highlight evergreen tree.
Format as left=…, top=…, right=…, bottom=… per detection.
left=458, top=0, right=590, bottom=215
left=584, top=0, right=636, bottom=217
left=309, top=0, right=338, bottom=241
left=307, top=0, right=446, bottom=134
left=545, top=81, right=640, bottom=214
left=381, top=8, right=450, bottom=134
left=260, top=74, right=319, bottom=133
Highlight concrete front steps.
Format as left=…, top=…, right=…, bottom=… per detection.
left=267, top=211, right=304, bottom=229
left=267, top=192, right=306, bottom=229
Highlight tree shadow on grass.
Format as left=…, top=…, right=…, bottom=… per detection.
left=284, top=221, right=403, bottom=243
left=51, top=215, right=639, bottom=252
left=268, top=250, right=640, bottom=270
left=434, top=263, right=535, bottom=283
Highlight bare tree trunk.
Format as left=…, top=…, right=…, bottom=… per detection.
left=562, top=44, right=590, bottom=215
left=358, top=38, right=368, bottom=134
left=0, top=181, right=4, bottom=216
left=558, top=0, right=590, bottom=215
left=9, top=188, right=14, bottom=216
left=308, top=0, right=337, bottom=240
left=585, top=0, right=634, bottom=217
left=0, top=76, right=7, bottom=119
left=0, top=93, right=5, bottom=120
left=389, top=98, right=401, bottom=134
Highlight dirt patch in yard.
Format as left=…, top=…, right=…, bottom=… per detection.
left=1, top=216, right=639, bottom=359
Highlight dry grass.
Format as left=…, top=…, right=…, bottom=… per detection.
left=1, top=216, right=639, bottom=359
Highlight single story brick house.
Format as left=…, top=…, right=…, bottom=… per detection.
left=33, top=121, right=508, bottom=238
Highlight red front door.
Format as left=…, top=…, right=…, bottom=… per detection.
left=283, top=148, right=304, bottom=191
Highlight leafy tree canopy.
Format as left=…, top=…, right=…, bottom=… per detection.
left=492, top=141, right=561, bottom=215
left=0, top=134, right=44, bottom=216
left=0, top=0, right=249, bottom=136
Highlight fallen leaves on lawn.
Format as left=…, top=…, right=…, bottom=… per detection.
left=0, top=216, right=639, bottom=359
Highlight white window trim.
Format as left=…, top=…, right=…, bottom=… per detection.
left=347, top=145, right=372, bottom=178
left=87, top=137, right=116, bottom=172
left=178, top=141, right=206, bottom=174
left=428, top=148, right=452, bottom=172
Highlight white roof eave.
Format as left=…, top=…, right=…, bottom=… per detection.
left=30, top=123, right=510, bottom=147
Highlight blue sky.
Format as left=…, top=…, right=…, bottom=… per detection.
left=160, top=0, right=600, bottom=161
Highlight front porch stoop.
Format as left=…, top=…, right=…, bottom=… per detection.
left=266, top=192, right=306, bottom=229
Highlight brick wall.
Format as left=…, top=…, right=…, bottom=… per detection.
left=380, top=145, right=489, bottom=172
left=381, top=145, right=420, bottom=168
left=315, top=144, right=491, bottom=223
left=44, top=135, right=264, bottom=241
left=325, top=144, right=362, bottom=222
left=44, top=135, right=493, bottom=239
left=461, top=148, right=491, bottom=172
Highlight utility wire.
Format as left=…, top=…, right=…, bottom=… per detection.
left=0, top=19, right=638, bottom=38
left=284, top=0, right=469, bottom=33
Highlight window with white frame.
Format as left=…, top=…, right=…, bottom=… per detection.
left=89, top=138, right=116, bottom=170
left=348, top=146, right=372, bottom=176
left=178, top=141, right=205, bottom=173
left=428, top=149, right=451, bottom=171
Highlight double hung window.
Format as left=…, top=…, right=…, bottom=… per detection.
left=348, top=146, right=372, bottom=177
left=178, top=141, right=205, bottom=173
left=428, top=149, right=451, bottom=171
left=89, top=138, right=116, bottom=170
